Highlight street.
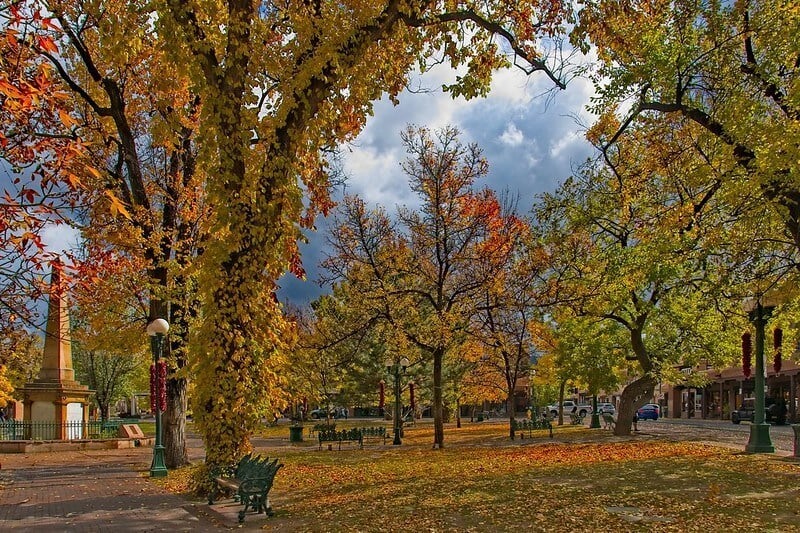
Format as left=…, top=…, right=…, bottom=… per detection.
left=636, top=417, right=798, bottom=455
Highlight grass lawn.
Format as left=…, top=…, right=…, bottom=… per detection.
left=163, top=420, right=800, bottom=532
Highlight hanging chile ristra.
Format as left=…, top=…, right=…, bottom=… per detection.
left=742, top=332, right=752, bottom=379
left=773, top=328, right=782, bottom=374
left=150, top=361, right=168, bottom=413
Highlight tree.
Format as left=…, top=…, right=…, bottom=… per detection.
left=5, top=1, right=577, bottom=464
left=5, top=1, right=212, bottom=468
left=71, top=253, right=151, bottom=421
left=324, top=125, right=521, bottom=447
left=573, top=0, right=800, bottom=270
left=1, top=5, right=85, bottom=339
left=452, top=339, right=507, bottom=426
left=0, top=329, right=42, bottom=409
left=551, top=316, right=621, bottom=409
left=73, top=347, right=147, bottom=421
left=471, top=232, right=548, bottom=437
left=535, top=142, right=744, bottom=434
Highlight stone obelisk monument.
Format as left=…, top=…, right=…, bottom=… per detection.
left=20, top=262, right=92, bottom=439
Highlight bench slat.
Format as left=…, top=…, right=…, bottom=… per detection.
left=208, top=454, right=283, bottom=524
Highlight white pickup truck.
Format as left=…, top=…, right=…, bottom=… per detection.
left=546, top=400, right=593, bottom=418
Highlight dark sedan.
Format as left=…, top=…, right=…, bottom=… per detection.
left=731, top=398, right=786, bottom=425
left=637, top=403, right=660, bottom=420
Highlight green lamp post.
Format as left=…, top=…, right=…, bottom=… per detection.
left=742, top=298, right=775, bottom=454
left=147, top=318, right=170, bottom=477
left=386, top=356, right=409, bottom=445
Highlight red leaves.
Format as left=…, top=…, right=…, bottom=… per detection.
left=35, top=35, right=58, bottom=53
left=742, top=332, right=752, bottom=379
left=287, top=242, right=306, bottom=280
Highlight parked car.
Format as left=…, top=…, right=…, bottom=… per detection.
left=731, top=398, right=786, bottom=425
left=595, top=403, right=616, bottom=415
left=637, top=403, right=660, bottom=420
left=546, top=400, right=593, bottom=418
left=309, top=408, right=337, bottom=420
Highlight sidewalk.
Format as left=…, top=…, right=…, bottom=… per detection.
left=0, top=442, right=262, bottom=532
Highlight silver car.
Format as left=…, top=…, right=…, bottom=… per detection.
left=595, top=403, right=616, bottom=415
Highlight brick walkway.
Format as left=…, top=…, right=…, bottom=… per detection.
left=0, top=444, right=251, bottom=532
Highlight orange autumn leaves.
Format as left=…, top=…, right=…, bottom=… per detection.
left=278, top=440, right=722, bottom=493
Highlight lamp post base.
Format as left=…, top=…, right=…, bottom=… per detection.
left=745, top=423, right=775, bottom=454
left=150, top=445, right=168, bottom=477
left=589, top=413, right=601, bottom=429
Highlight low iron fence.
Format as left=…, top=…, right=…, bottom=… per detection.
left=0, top=420, right=122, bottom=441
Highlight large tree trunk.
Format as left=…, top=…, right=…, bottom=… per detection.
left=558, top=380, right=566, bottom=425
left=163, top=376, right=189, bottom=468
left=614, top=374, right=657, bottom=436
left=507, top=392, right=516, bottom=440
left=433, top=348, right=444, bottom=448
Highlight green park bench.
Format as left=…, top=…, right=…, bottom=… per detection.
left=309, top=422, right=335, bottom=438
left=569, top=412, right=585, bottom=425
left=358, top=426, right=387, bottom=445
left=318, top=428, right=363, bottom=450
left=510, top=417, right=552, bottom=438
left=208, top=454, right=283, bottom=524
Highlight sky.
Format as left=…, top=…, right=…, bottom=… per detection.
left=277, top=62, right=598, bottom=306
left=32, top=58, right=600, bottom=308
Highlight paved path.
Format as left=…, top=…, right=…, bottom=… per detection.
left=0, top=439, right=255, bottom=532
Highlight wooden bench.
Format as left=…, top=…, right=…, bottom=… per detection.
left=318, top=428, right=363, bottom=450
left=602, top=412, right=616, bottom=430
left=208, top=454, right=283, bottom=523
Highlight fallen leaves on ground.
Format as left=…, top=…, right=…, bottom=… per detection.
left=159, top=421, right=800, bottom=531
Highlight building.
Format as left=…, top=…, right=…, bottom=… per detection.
left=661, top=360, right=800, bottom=423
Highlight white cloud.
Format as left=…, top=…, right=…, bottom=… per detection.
left=41, top=223, right=81, bottom=256
left=549, top=130, right=584, bottom=159
left=500, top=123, right=525, bottom=147
left=486, top=67, right=543, bottom=109
left=342, top=144, right=409, bottom=207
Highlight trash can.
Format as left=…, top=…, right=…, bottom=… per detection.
left=289, top=425, right=304, bottom=443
